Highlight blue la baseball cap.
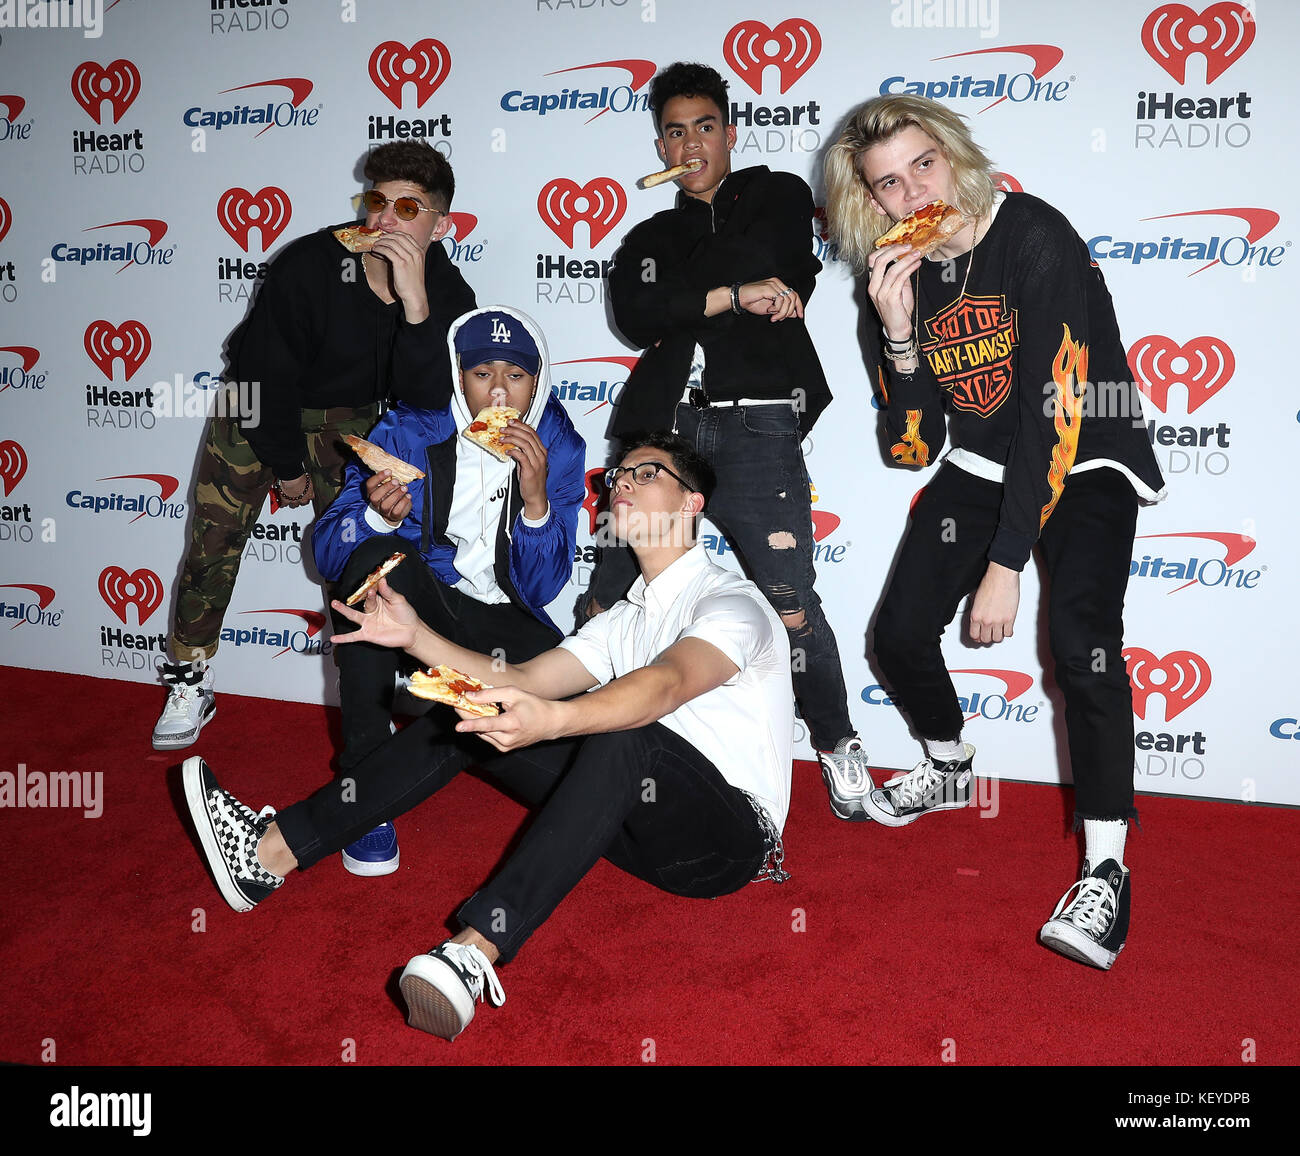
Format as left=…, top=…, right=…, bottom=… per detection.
left=454, top=310, right=541, bottom=376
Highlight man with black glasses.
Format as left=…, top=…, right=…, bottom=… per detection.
left=152, top=141, right=475, bottom=751
left=182, top=431, right=794, bottom=1042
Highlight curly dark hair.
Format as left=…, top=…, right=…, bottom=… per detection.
left=364, top=141, right=454, bottom=211
left=617, top=429, right=717, bottom=504
left=648, top=62, right=731, bottom=134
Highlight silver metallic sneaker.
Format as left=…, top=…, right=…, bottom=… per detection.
left=817, top=736, right=872, bottom=821
left=864, top=743, right=976, bottom=827
left=152, top=660, right=216, bottom=750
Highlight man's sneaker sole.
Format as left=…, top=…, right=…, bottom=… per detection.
left=862, top=790, right=972, bottom=828
left=1040, top=920, right=1124, bottom=970
left=182, top=756, right=257, bottom=913
left=399, top=954, right=474, bottom=1040
left=152, top=700, right=216, bottom=751
left=341, top=848, right=400, bottom=877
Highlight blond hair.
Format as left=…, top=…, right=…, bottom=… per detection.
left=825, top=95, right=995, bottom=273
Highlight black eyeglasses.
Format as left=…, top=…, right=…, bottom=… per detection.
left=358, top=189, right=444, bottom=221
left=604, top=461, right=690, bottom=489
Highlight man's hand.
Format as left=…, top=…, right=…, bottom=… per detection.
left=969, top=562, right=1020, bottom=644
left=739, top=277, right=804, bottom=322
left=369, top=231, right=429, bottom=323
left=276, top=473, right=314, bottom=509
left=453, top=685, right=568, bottom=752
left=866, top=242, right=923, bottom=345
left=364, top=468, right=412, bottom=524
left=330, top=578, right=419, bottom=652
left=504, top=419, right=549, bottom=520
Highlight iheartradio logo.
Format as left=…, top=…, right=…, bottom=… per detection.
left=991, top=172, right=1023, bottom=193
left=71, top=59, right=141, bottom=124
left=723, top=19, right=822, bottom=94
left=1127, top=335, right=1234, bottom=413
left=538, top=178, right=626, bottom=248
left=0, top=440, right=28, bottom=496
left=0, top=196, right=10, bottom=244
left=1124, top=647, right=1211, bottom=720
left=1142, top=3, right=1255, bottom=84
left=369, top=39, right=451, bottom=109
left=217, top=186, right=292, bottom=251
left=98, top=566, right=164, bottom=626
left=84, top=320, right=151, bottom=381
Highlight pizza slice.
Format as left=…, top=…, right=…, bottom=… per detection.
left=874, top=199, right=968, bottom=258
left=333, top=225, right=384, bottom=253
left=343, top=434, right=426, bottom=485
left=344, top=551, right=406, bottom=606
left=407, top=664, right=500, bottom=717
left=462, top=406, right=521, bottom=462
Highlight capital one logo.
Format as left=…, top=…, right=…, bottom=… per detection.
left=234, top=608, right=327, bottom=656
left=0, top=440, right=27, bottom=495
left=0, top=584, right=55, bottom=630
left=1142, top=3, right=1255, bottom=84
left=991, top=171, right=1023, bottom=193
left=217, top=186, right=292, bottom=251
left=445, top=212, right=476, bottom=242
left=0, top=196, right=10, bottom=244
left=724, top=19, right=822, bottom=94
left=1, top=96, right=26, bottom=124
left=84, top=320, right=151, bottom=381
left=1124, top=647, right=1211, bottom=720
left=71, top=59, right=141, bottom=123
left=369, top=39, right=450, bottom=108
left=1132, top=530, right=1256, bottom=594
left=0, top=346, right=41, bottom=391
left=98, top=566, right=164, bottom=626
left=1127, top=335, right=1234, bottom=413
left=538, top=178, right=626, bottom=248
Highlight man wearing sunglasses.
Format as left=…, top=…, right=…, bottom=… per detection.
left=182, top=430, right=794, bottom=1042
left=153, top=141, right=476, bottom=752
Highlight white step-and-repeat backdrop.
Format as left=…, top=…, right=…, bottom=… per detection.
left=1, top=0, right=1296, bottom=805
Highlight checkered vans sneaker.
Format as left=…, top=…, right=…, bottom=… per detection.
left=1040, top=858, right=1130, bottom=970
left=863, top=743, right=976, bottom=827
left=817, top=736, right=872, bottom=822
left=182, top=756, right=283, bottom=913
left=399, top=941, right=505, bottom=1041
left=152, top=661, right=216, bottom=751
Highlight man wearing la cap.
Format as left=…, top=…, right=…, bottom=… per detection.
left=313, top=305, right=586, bottom=875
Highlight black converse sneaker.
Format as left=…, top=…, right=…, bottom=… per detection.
left=1040, top=858, right=1130, bottom=970
left=182, top=756, right=283, bottom=913
left=863, top=743, right=976, bottom=827
left=399, top=941, right=505, bottom=1041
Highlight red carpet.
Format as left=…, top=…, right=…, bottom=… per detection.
left=1, top=664, right=1296, bottom=1067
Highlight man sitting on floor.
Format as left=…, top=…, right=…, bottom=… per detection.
left=181, top=430, right=793, bottom=1041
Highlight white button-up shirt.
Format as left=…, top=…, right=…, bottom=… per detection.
left=559, top=542, right=794, bottom=830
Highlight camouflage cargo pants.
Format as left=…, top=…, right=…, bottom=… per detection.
left=170, top=405, right=380, bottom=662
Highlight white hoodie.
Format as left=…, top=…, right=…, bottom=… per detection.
left=444, top=306, right=553, bottom=603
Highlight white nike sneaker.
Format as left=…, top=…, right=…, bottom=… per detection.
left=152, top=661, right=216, bottom=750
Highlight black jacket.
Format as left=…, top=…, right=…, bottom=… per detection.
left=230, top=223, right=476, bottom=478
left=607, top=165, right=831, bottom=436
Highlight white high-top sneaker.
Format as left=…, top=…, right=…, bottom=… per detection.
left=152, top=661, right=216, bottom=750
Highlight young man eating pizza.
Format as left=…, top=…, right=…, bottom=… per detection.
left=152, top=141, right=476, bottom=752
left=598, top=61, right=870, bottom=820
left=182, top=431, right=793, bottom=1041
left=311, top=306, right=586, bottom=876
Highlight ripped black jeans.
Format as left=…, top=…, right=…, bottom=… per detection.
left=592, top=400, right=854, bottom=752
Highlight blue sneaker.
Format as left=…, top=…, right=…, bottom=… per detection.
left=342, top=822, right=399, bottom=876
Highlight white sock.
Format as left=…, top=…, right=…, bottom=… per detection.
left=923, top=737, right=965, bottom=764
left=1084, top=819, right=1128, bottom=869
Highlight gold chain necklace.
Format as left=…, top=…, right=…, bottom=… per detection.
left=913, top=216, right=985, bottom=351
